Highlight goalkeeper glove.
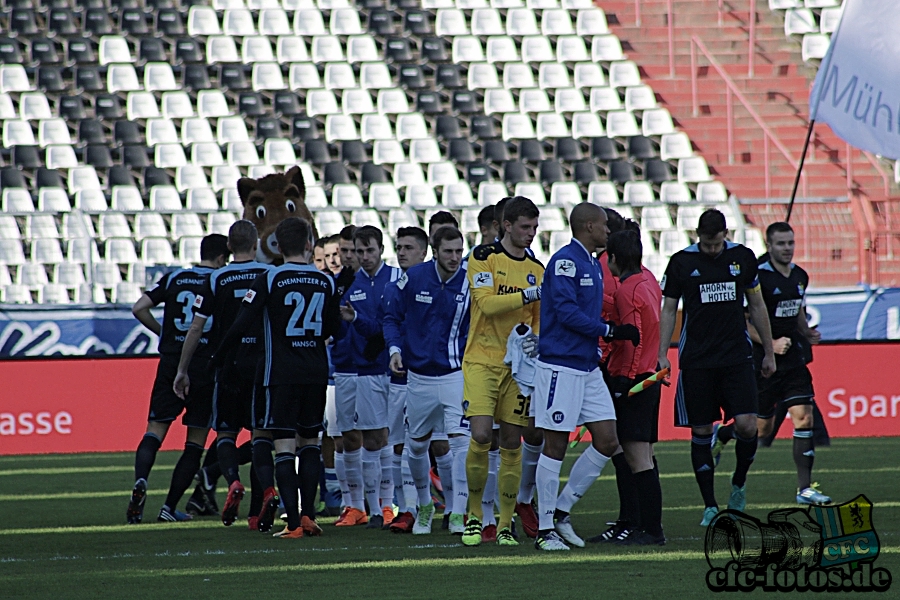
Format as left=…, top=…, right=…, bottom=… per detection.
left=521, top=286, right=541, bottom=305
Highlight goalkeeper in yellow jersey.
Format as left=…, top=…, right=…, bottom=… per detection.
left=462, top=196, right=545, bottom=546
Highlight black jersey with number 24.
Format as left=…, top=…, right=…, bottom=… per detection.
left=241, top=263, right=342, bottom=386
left=662, top=241, right=759, bottom=369
left=145, top=266, right=215, bottom=357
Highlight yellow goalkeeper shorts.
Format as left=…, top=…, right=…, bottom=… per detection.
left=462, top=361, right=530, bottom=427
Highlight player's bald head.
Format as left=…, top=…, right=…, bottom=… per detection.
left=569, top=203, right=606, bottom=235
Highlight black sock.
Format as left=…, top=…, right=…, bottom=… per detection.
left=633, top=468, right=663, bottom=537
left=237, top=440, right=253, bottom=465
left=135, top=433, right=162, bottom=482
left=252, top=438, right=275, bottom=490
left=690, top=434, right=717, bottom=508
left=275, top=452, right=300, bottom=530
left=793, top=428, right=814, bottom=490
left=732, top=433, right=758, bottom=488
left=202, top=440, right=218, bottom=468
left=612, top=453, right=640, bottom=527
left=653, top=455, right=659, bottom=477
left=216, top=438, right=241, bottom=486
left=248, top=463, right=263, bottom=516
left=297, top=445, right=322, bottom=519
left=164, top=441, right=204, bottom=510
left=812, top=403, right=831, bottom=447
left=554, top=508, right=569, bottom=520
left=716, top=424, right=734, bottom=444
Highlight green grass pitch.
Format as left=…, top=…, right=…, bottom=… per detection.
left=1, top=437, right=898, bottom=599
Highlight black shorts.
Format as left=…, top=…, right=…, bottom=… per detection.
left=259, top=383, right=327, bottom=439
left=212, top=368, right=255, bottom=434
left=757, top=365, right=814, bottom=419
left=675, top=363, right=758, bottom=428
left=148, top=353, right=213, bottom=429
left=612, top=372, right=661, bottom=443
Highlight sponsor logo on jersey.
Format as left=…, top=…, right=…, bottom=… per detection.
left=498, top=284, right=522, bottom=295
left=700, top=281, right=736, bottom=303
left=773, top=287, right=782, bottom=295
left=527, top=273, right=536, bottom=285
left=580, top=275, right=594, bottom=286
left=729, top=262, right=741, bottom=277
left=473, top=272, right=493, bottom=288
left=415, top=293, right=433, bottom=304
left=555, top=259, right=576, bottom=277
left=192, top=294, right=204, bottom=308
left=690, top=269, right=701, bottom=277
left=552, top=411, right=565, bottom=424
left=242, top=289, right=256, bottom=303
left=349, top=291, right=367, bottom=302
left=775, top=298, right=802, bottom=318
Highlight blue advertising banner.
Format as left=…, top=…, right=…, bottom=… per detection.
left=2, top=285, right=899, bottom=357
left=0, top=305, right=161, bottom=357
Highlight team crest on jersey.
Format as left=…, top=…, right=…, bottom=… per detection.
left=397, top=273, right=408, bottom=290
left=555, top=259, right=576, bottom=277
left=455, top=293, right=465, bottom=303
left=552, top=411, right=565, bottom=424
left=729, top=262, right=741, bottom=277
left=192, top=294, right=204, bottom=309
left=242, top=289, right=256, bottom=303
left=798, top=282, right=805, bottom=296
left=474, top=272, right=493, bottom=288
left=527, top=273, right=536, bottom=285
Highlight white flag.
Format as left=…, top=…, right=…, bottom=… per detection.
left=810, top=0, right=900, bottom=160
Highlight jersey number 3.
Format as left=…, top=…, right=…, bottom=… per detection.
left=285, top=292, right=325, bottom=337
left=174, top=291, right=213, bottom=332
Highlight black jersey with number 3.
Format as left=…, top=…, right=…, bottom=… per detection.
left=236, top=263, right=342, bottom=386
left=662, top=242, right=760, bottom=369
left=194, top=260, right=271, bottom=369
left=145, top=266, right=215, bottom=356
left=754, top=260, right=811, bottom=370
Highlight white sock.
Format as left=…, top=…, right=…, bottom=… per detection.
left=361, top=448, right=382, bottom=517
left=517, top=442, right=543, bottom=504
left=407, top=437, right=433, bottom=507
left=334, top=452, right=350, bottom=508
left=536, top=454, right=563, bottom=532
left=392, top=451, right=408, bottom=513
left=556, top=445, right=611, bottom=513
left=379, top=446, right=394, bottom=510
left=483, top=448, right=500, bottom=526
left=449, top=435, right=469, bottom=516
left=401, top=447, right=417, bottom=516
left=435, top=451, right=454, bottom=514
left=343, top=448, right=365, bottom=511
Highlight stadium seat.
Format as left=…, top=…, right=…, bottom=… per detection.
left=784, top=9, right=817, bottom=36
left=801, top=34, right=830, bottom=62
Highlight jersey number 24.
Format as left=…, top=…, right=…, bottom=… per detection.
left=285, top=291, right=324, bottom=337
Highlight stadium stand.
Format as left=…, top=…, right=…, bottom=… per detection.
left=0, top=0, right=761, bottom=305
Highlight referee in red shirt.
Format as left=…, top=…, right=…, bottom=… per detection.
left=605, top=230, right=665, bottom=546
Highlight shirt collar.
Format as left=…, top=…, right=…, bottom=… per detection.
left=571, top=238, right=592, bottom=260
left=359, top=261, right=385, bottom=281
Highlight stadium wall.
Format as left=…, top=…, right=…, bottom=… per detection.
left=1, top=344, right=898, bottom=455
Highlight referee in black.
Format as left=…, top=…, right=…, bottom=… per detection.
left=658, top=209, right=776, bottom=526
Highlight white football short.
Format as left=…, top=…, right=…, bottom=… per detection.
left=532, top=361, right=616, bottom=432
left=334, top=372, right=357, bottom=433
left=387, top=382, right=408, bottom=446
left=354, top=374, right=390, bottom=431
left=406, top=371, right=469, bottom=439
